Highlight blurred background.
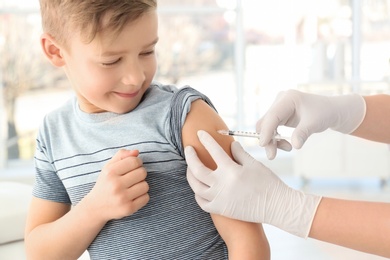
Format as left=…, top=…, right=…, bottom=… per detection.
left=1, top=0, right=390, bottom=259
left=2, top=0, right=390, bottom=166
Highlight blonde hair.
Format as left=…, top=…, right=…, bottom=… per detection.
left=39, top=0, right=157, bottom=46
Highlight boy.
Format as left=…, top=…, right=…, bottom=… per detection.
left=25, top=1, right=270, bottom=259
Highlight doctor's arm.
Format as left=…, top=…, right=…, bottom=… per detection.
left=309, top=197, right=390, bottom=258
left=185, top=131, right=390, bottom=258
left=351, top=94, right=390, bottom=143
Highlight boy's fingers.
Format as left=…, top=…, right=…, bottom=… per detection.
left=122, top=166, right=147, bottom=187
left=128, top=150, right=140, bottom=157
left=109, top=149, right=139, bottom=164
left=130, top=193, right=150, bottom=214
left=127, top=180, right=149, bottom=200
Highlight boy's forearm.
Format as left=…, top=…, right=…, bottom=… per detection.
left=226, top=224, right=270, bottom=260
left=211, top=214, right=270, bottom=260
left=25, top=196, right=107, bottom=260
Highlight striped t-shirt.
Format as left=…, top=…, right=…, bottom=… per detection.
left=33, top=83, right=228, bottom=259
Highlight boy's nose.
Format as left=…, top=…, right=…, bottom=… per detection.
left=121, top=62, right=145, bottom=86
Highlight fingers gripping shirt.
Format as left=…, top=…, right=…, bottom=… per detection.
left=32, top=83, right=227, bottom=259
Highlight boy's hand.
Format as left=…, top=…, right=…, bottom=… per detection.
left=87, top=149, right=150, bottom=222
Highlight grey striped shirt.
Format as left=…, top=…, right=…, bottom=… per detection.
left=33, top=83, right=228, bottom=259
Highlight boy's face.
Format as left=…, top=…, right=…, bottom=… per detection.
left=60, top=11, right=158, bottom=114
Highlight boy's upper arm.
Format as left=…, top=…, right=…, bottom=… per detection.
left=182, top=99, right=234, bottom=170
left=182, top=99, right=270, bottom=258
left=25, top=197, right=70, bottom=237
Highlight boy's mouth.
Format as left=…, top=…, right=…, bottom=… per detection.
left=114, top=91, right=140, bottom=98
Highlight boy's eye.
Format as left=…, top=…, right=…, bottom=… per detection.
left=101, top=58, right=121, bottom=66
left=141, top=50, right=155, bottom=56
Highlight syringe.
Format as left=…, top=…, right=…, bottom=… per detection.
left=217, top=129, right=290, bottom=142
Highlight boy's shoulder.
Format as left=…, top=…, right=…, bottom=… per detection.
left=150, top=81, right=178, bottom=93
left=43, top=96, right=75, bottom=123
left=150, top=81, right=198, bottom=97
left=143, top=82, right=179, bottom=105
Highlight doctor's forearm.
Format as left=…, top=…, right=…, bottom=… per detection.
left=308, top=197, right=390, bottom=258
left=351, top=95, right=390, bottom=143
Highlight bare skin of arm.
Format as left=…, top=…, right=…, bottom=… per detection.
left=182, top=99, right=270, bottom=260
left=352, top=95, right=390, bottom=143
left=25, top=150, right=150, bottom=260
left=309, top=95, right=390, bottom=258
left=309, top=198, right=390, bottom=258
left=25, top=198, right=104, bottom=260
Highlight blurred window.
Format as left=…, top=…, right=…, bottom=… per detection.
left=1, top=0, right=389, bottom=168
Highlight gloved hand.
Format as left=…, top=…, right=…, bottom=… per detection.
left=256, top=89, right=366, bottom=159
left=185, top=130, right=322, bottom=238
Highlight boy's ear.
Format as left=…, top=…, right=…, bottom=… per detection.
left=40, top=33, right=66, bottom=67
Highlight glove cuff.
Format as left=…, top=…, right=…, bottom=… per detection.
left=298, top=194, right=322, bottom=238
left=277, top=191, right=322, bottom=238
left=330, top=94, right=366, bottom=134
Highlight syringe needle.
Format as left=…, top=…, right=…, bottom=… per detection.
left=218, top=129, right=290, bottom=142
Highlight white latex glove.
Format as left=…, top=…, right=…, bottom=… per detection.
left=185, top=130, right=322, bottom=238
left=257, top=89, right=366, bottom=159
